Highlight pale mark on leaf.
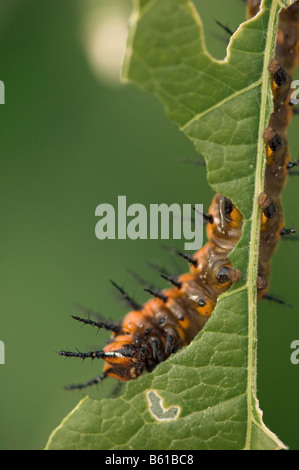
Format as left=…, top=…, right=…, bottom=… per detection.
left=146, top=390, right=180, bottom=421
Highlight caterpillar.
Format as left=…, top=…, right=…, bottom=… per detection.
left=59, top=1, right=299, bottom=389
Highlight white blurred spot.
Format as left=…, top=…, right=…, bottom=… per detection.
left=83, top=8, right=129, bottom=86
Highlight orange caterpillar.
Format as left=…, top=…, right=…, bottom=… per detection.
left=251, top=1, right=299, bottom=298
left=59, top=1, right=299, bottom=389
left=60, top=195, right=242, bottom=387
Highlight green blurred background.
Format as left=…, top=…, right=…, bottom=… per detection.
left=1, top=0, right=299, bottom=450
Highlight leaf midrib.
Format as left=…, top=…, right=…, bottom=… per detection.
left=245, top=0, right=279, bottom=450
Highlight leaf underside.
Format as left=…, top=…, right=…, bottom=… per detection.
left=46, top=0, right=294, bottom=450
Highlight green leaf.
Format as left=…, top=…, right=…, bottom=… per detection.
left=46, top=0, right=294, bottom=450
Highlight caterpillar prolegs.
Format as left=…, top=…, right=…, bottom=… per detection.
left=59, top=1, right=299, bottom=389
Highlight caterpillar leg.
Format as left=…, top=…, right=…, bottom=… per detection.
left=287, top=160, right=299, bottom=169
left=109, top=380, right=124, bottom=398
left=263, top=292, right=293, bottom=308
left=110, top=280, right=141, bottom=311
left=64, top=372, right=107, bottom=390
left=280, top=227, right=296, bottom=236
left=71, top=315, right=122, bottom=333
